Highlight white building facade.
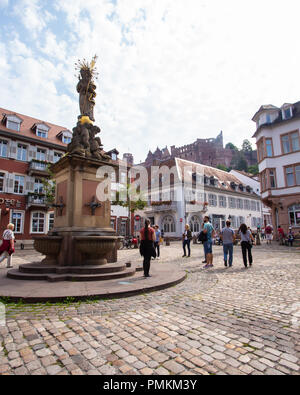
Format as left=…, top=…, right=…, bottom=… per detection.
left=136, top=158, right=263, bottom=238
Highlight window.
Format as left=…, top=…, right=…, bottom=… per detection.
left=289, top=205, right=300, bottom=226
left=48, top=212, right=55, bottom=231
left=251, top=201, right=257, bottom=211
left=190, top=216, right=201, bottom=233
left=12, top=212, right=24, bottom=233
left=296, top=165, right=300, bottom=185
left=244, top=200, right=250, bottom=210
left=257, top=139, right=264, bottom=162
left=209, top=194, right=217, bottom=207
left=286, top=167, right=295, bottom=187
left=281, top=131, right=300, bottom=154
left=0, top=140, right=7, bottom=157
left=17, top=144, right=27, bottom=161
left=291, top=131, right=300, bottom=152
left=229, top=197, right=236, bottom=209
left=265, top=139, right=273, bottom=157
left=36, top=148, right=46, bottom=162
left=36, top=128, right=48, bottom=138
left=7, top=120, right=20, bottom=131
left=269, top=169, right=276, bottom=188
left=31, top=212, right=45, bottom=233
left=230, top=216, right=237, bottom=228
left=285, top=164, right=300, bottom=187
left=162, top=215, right=176, bottom=233
left=256, top=202, right=261, bottom=211
left=120, top=172, right=127, bottom=184
left=219, top=195, right=227, bottom=208
left=0, top=173, right=5, bottom=192
left=54, top=152, right=62, bottom=163
left=34, top=178, right=44, bottom=194
left=111, top=153, right=117, bottom=161
left=14, top=175, right=25, bottom=194
left=282, top=107, right=293, bottom=120
left=237, top=199, right=243, bottom=209
left=238, top=216, right=245, bottom=227
left=63, top=136, right=71, bottom=144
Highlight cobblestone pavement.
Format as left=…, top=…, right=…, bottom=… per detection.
left=0, top=242, right=299, bottom=375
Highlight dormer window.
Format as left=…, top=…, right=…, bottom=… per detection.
left=32, top=123, right=50, bottom=139
left=57, top=130, right=72, bottom=145
left=4, top=114, right=23, bottom=131
left=282, top=106, right=293, bottom=120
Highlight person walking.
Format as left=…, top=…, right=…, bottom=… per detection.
left=220, top=220, right=235, bottom=267
left=0, top=223, right=15, bottom=268
left=203, top=216, right=215, bottom=268
left=154, top=225, right=161, bottom=260
left=287, top=227, right=295, bottom=247
left=265, top=224, right=273, bottom=245
left=182, top=224, right=192, bottom=257
left=139, top=218, right=156, bottom=278
left=239, top=223, right=255, bottom=268
left=277, top=225, right=285, bottom=245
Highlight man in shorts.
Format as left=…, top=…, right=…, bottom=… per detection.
left=203, top=216, right=215, bottom=268
left=265, top=224, right=273, bottom=245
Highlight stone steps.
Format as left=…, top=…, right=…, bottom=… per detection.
left=18, top=262, right=130, bottom=275
left=7, top=267, right=136, bottom=283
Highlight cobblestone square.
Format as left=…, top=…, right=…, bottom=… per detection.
left=0, top=242, right=299, bottom=375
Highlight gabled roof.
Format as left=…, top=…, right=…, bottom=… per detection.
left=251, top=105, right=279, bottom=122
left=175, top=158, right=257, bottom=196
left=0, top=107, right=70, bottom=148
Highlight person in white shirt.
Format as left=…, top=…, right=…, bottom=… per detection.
left=0, top=223, right=15, bottom=268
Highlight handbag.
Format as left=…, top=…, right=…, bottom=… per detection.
left=198, top=231, right=207, bottom=242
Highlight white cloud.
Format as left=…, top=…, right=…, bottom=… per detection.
left=2, top=0, right=300, bottom=162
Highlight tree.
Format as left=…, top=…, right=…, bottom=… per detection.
left=42, top=165, right=56, bottom=206
left=225, top=142, right=239, bottom=151
left=216, top=164, right=229, bottom=172
left=242, top=139, right=253, bottom=152
left=248, top=164, right=259, bottom=175
left=230, top=151, right=248, bottom=172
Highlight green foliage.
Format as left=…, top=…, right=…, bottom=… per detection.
left=225, top=142, right=239, bottom=151
left=248, top=164, right=259, bottom=175
left=42, top=164, right=56, bottom=205
left=216, top=164, right=229, bottom=172
left=112, top=184, right=147, bottom=214
left=242, top=139, right=253, bottom=152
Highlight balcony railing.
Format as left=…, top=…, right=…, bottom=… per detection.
left=28, top=160, right=49, bottom=176
left=145, top=201, right=178, bottom=213
left=26, top=194, right=47, bottom=208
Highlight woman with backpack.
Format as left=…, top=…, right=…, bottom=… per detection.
left=239, top=223, right=255, bottom=268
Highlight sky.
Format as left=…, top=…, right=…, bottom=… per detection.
left=1, top=0, right=300, bottom=163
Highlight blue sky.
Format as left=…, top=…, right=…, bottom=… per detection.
left=1, top=0, right=300, bottom=163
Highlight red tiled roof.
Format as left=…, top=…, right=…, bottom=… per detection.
left=0, top=107, right=71, bottom=148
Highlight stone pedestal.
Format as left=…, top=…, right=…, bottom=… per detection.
left=8, top=155, right=136, bottom=282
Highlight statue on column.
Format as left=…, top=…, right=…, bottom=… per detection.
left=67, top=55, right=110, bottom=161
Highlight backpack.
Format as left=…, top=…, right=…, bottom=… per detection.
left=198, top=231, right=208, bottom=243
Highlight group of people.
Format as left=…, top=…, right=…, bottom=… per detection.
left=260, top=224, right=295, bottom=246
left=197, top=216, right=254, bottom=269
left=139, top=216, right=257, bottom=277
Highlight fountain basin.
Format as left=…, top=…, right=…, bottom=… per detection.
left=33, top=236, right=63, bottom=265
left=74, top=236, right=118, bottom=265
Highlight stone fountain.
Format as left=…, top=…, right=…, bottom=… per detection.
left=7, top=56, right=135, bottom=282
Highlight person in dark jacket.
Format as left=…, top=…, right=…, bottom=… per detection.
left=182, top=224, right=192, bottom=258
left=139, top=218, right=156, bottom=277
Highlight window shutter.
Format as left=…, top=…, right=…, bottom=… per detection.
left=7, top=175, right=15, bottom=193
left=9, top=141, right=17, bottom=159
left=25, top=176, right=34, bottom=193
left=47, top=150, right=54, bottom=163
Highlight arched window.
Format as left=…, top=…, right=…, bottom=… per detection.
left=288, top=205, right=300, bottom=226
left=189, top=215, right=201, bottom=233
left=162, top=215, right=176, bottom=233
